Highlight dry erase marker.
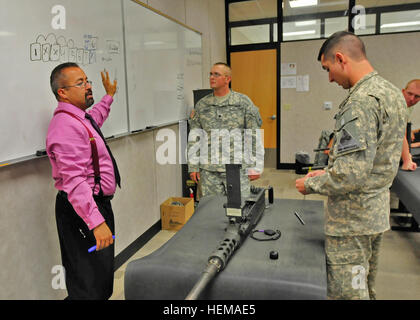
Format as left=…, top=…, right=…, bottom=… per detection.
left=88, top=235, right=115, bottom=253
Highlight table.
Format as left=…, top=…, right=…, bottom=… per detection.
left=124, top=195, right=326, bottom=300
left=391, top=168, right=420, bottom=226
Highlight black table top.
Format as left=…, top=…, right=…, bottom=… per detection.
left=124, top=195, right=326, bottom=300
left=392, top=168, right=420, bottom=221
left=411, top=146, right=420, bottom=157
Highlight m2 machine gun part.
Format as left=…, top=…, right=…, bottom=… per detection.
left=185, top=164, right=274, bottom=300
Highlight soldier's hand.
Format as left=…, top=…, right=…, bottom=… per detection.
left=247, top=169, right=261, bottom=181
left=306, top=169, right=326, bottom=178
left=295, top=177, right=308, bottom=195
left=101, top=69, right=117, bottom=97
left=401, top=160, right=417, bottom=171
left=190, top=172, right=200, bottom=183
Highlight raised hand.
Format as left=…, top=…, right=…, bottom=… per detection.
left=101, top=69, right=117, bottom=97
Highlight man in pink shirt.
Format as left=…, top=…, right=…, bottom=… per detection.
left=46, top=62, right=119, bottom=299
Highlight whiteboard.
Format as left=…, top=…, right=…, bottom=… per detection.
left=0, top=0, right=203, bottom=164
left=0, top=0, right=128, bottom=163
left=123, top=0, right=203, bottom=132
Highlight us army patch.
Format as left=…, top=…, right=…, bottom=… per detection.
left=337, top=128, right=360, bottom=153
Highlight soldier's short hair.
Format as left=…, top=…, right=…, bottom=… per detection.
left=405, top=79, right=420, bottom=90
left=317, top=31, right=366, bottom=62
left=213, top=62, right=232, bottom=77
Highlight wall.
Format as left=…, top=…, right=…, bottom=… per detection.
left=147, top=0, right=227, bottom=86
left=0, top=0, right=226, bottom=300
left=280, top=31, right=420, bottom=164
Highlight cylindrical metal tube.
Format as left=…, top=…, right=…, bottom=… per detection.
left=301, top=165, right=326, bottom=171
left=185, top=187, right=266, bottom=300
left=185, top=259, right=221, bottom=300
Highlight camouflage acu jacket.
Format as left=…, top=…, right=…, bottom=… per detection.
left=305, top=71, right=407, bottom=236
left=187, top=90, right=263, bottom=173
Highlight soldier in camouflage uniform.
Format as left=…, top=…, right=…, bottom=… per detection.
left=400, top=79, right=420, bottom=171
left=188, top=62, right=263, bottom=199
left=296, top=31, right=407, bottom=300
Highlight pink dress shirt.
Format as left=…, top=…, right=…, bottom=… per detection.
left=46, top=95, right=116, bottom=230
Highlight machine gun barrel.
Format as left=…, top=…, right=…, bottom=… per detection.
left=185, top=186, right=268, bottom=300
left=185, top=258, right=221, bottom=300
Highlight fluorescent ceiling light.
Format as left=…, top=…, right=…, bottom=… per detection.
left=381, top=21, right=420, bottom=28
left=289, top=0, right=318, bottom=8
left=283, top=30, right=316, bottom=36
left=295, top=20, right=317, bottom=26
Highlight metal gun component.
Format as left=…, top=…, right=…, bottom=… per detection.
left=301, top=165, right=326, bottom=171
left=185, top=164, right=269, bottom=300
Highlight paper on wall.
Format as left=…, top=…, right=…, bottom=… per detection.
left=281, top=76, right=297, bottom=88
left=281, top=62, right=297, bottom=75
left=296, top=75, right=309, bottom=92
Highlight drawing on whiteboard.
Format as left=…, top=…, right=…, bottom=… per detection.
left=186, top=58, right=202, bottom=66
left=106, top=40, right=120, bottom=54
left=84, top=34, right=98, bottom=50
left=100, top=40, right=121, bottom=63
left=176, top=73, right=184, bottom=101
left=186, top=48, right=202, bottom=66
left=30, top=33, right=97, bottom=65
left=188, top=48, right=202, bottom=56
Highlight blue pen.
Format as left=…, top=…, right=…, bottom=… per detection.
left=88, top=235, right=115, bottom=253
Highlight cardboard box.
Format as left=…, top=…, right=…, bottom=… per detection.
left=160, top=197, right=195, bottom=231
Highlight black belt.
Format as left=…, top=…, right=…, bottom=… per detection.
left=58, top=190, right=114, bottom=202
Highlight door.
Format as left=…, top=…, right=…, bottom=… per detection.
left=230, top=49, right=277, bottom=152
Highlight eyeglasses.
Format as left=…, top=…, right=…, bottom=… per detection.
left=209, top=72, right=226, bottom=78
left=406, top=91, right=420, bottom=100
left=62, top=80, right=92, bottom=89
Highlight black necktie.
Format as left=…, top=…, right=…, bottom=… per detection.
left=85, top=113, right=121, bottom=188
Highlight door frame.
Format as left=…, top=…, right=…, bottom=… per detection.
left=228, top=43, right=287, bottom=169
left=226, top=0, right=291, bottom=169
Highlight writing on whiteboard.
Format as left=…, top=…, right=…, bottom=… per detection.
left=176, top=73, right=184, bottom=101
left=30, top=33, right=97, bottom=65
left=106, top=40, right=120, bottom=54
